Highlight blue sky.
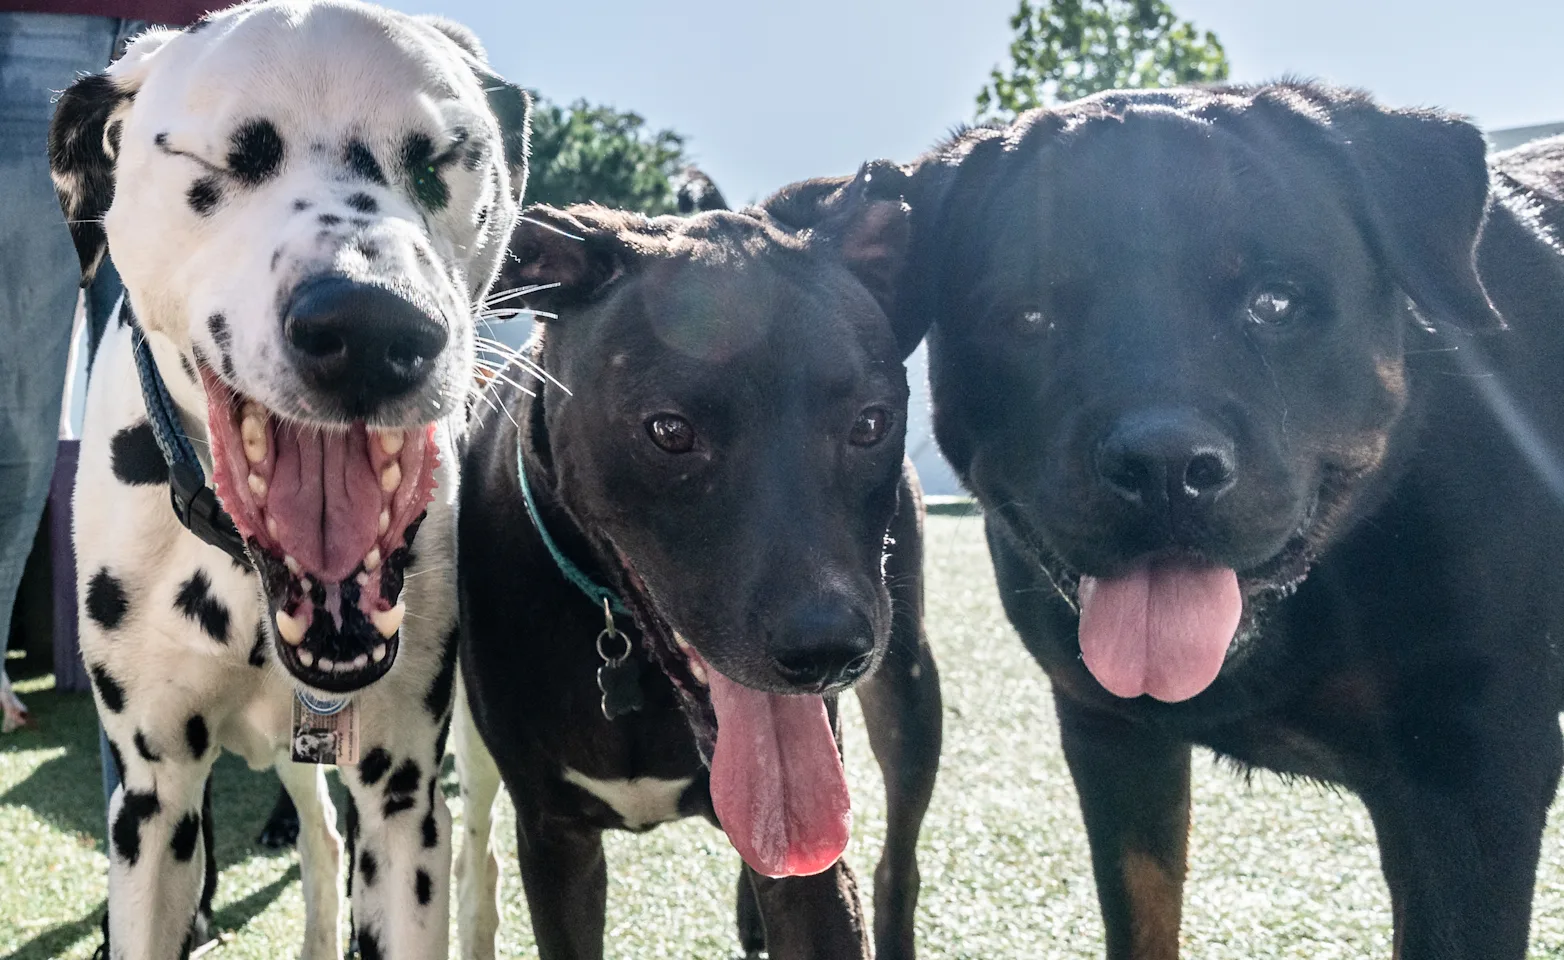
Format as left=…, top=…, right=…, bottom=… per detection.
left=383, top=0, right=1564, bottom=206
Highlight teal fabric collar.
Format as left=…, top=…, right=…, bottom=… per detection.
left=515, top=437, right=630, bottom=617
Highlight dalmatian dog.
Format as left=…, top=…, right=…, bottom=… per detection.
left=48, top=2, right=529, bottom=957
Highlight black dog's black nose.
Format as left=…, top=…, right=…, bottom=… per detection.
left=283, top=276, right=447, bottom=413
left=769, top=599, right=876, bottom=691
left=1096, top=409, right=1237, bottom=508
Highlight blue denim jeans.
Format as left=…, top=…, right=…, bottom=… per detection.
left=0, top=14, right=147, bottom=816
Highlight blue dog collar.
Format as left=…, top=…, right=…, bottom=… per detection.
left=123, top=296, right=252, bottom=570
left=515, top=438, right=630, bottom=617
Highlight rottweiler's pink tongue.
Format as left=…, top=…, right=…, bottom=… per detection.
left=1078, top=561, right=1241, bottom=703
left=708, top=670, right=851, bottom=879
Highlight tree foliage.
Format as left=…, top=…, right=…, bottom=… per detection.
left=976, top=0, right=1230, bottom=120
left=524, top=97, right=690, bottom=215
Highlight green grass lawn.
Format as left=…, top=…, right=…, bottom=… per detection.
left=7, top=513, right=1564, bottom=958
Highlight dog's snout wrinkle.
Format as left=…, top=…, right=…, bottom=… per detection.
left=283, top=275, right=447, bottom=416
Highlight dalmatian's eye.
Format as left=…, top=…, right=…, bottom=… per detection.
left=646, top=414, right=696, bottom=454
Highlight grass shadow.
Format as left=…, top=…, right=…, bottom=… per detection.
left=5, top=899, right=105, bottom=960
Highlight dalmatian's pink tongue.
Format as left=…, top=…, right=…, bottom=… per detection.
left=1077, top=560, right=1242, bottom=703
left=707, top=667, right=852, bottom=878
left=202, top=372, right=438, bottom=585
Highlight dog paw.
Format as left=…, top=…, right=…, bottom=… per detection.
left=256, top=789, right=300, bottom=848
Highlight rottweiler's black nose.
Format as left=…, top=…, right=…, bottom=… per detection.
left=1096, top=409, right=1237, bottom=509
left=284, top=276, right=446, bottom=413
left=769, top=598, right=876, bottom=690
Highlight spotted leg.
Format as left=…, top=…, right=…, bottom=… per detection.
left=345, top=734, right=453, bottom=960
left=452, top=682, right=503, bottom=960
left=274, top=758, right=344, bottom=960
left=98, top=709, right=218, bottom=960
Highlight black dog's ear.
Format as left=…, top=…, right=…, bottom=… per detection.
left=1294, top=89, right=1504, bottom=330
left=500, top=204, right=630, bottom=313
left=765, top=160, right=919, bottom=356
left=675, top=166, right=729, bottom=214
left=48, top=71, right=132, bottom=285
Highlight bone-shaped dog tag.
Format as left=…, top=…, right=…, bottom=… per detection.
left=597, top=656, right=644, bottom=720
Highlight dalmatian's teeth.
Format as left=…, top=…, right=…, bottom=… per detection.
left=364, top=548, right=381, bottom=572
left=247, top=473, right=268, bottom=501
left=285, top=555, right=301, bottom=575
left=351, top=654, right=369, bottom=670
left=317, top=657, right=335, bottom=671
left=674, top=634, right=692, bottom=653
left=266, top=516, right=279, bottom=539
left=371, top=643, right=387, bottom=663
left=241, top=413, right=267, bottom=464
left=377, top=429, right=405, bottom=457
left=356, top=572, right=370, bottom=587
left=688, top=658, right=709, bottom=686
left=298, top=649, right=315, bottom=668
left=378, top=509, right=390, bottom=535
left=371, top=602, right=405, bottom=639
left=380, top=462, right=402, bottom=494
left=275, top=609, right=306, bottom=645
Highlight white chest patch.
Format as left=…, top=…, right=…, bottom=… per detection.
left=561, top=767, right=693, bottom=830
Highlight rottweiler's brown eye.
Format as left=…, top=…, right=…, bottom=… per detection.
left=646, top=414, right=696, bottom=453
left=1247, top=285, right=1300, bottom=326
left=850, top=408, right=891, bottom=447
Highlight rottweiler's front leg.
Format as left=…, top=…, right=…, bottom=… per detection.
left=744, top=860, right=871, bottom=959
left=1056, top=694, right=1191, bottom=960
left=1361, top=708, right=1561, bottom=960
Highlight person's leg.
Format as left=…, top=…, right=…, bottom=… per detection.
left=0, top=12, right=125, bottom=725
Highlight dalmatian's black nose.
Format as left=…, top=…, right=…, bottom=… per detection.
left=283, top=275, right=447, bottom=414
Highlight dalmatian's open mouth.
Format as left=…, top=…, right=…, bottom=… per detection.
left=200, top=369, right=439, bottom=693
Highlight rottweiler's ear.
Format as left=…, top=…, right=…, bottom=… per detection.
left=48, top=72, right=132, bottom=285
left=1315, top=92, right=1504, bottom=330
left=500, top=204, right=630, bottom=314
left=767, top=160, right=919, bottom=357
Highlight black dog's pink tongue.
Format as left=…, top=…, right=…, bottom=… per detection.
left=707, top=669, right=851, bottom=878
left=1077, top=560, right=1241, bottom=703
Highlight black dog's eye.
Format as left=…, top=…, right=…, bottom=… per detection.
left=850, top=408, right=892, bottom=447
left=1247, top=285, right=1301, bottom=326
left=646, top=414, right=696, bottom=454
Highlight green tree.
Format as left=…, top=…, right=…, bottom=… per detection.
left=524, top=97, right=690, bottom=214
left=976, top=0, right=1229, bottom=120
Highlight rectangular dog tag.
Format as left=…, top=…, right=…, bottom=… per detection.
left=291, top=695, right=359, bottom=766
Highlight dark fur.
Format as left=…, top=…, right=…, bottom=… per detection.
left=913, top=83, right=1564, bottom=959
left=459, top=167, right=942, bottom=959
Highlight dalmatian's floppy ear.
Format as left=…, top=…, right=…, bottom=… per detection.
left=418, top=15, right=532, bottom=206
left=48, top=72, right=131, bottom=285
left=482, top=74, right=532, bottom=205
left=48, top=27, right=175, bottom=285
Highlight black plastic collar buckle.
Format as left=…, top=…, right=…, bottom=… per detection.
left=169, top=460, right=252, bottom=570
